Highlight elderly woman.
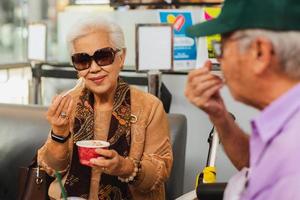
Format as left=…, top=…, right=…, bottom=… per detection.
left=38, top=16, right=173, bottom=200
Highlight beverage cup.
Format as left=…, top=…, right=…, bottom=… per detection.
left=76, top=140, right=110, bottom=167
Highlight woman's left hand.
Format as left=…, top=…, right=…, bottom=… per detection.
left=90, top=149, right=133, bottom=177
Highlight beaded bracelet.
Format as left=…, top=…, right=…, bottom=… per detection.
left=118, top=157, right=140, bottom=183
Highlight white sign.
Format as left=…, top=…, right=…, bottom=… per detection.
left=136, top=24, right=173, bottom=71
left=27, top=23, right=47, bottom=62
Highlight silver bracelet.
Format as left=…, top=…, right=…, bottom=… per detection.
left=118, top=157, right=140, bottom=183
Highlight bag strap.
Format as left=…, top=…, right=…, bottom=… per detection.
left=28, top=154, right=38, bottom=168
left=28, top=154, right=44, bottom=184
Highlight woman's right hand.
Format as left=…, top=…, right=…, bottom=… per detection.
left=185, top=60, right=226, bottom=121
left=46, top=94, right=73, bottom=137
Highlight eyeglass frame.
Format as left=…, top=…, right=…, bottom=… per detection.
left=211, top=34, right=249, bottom=59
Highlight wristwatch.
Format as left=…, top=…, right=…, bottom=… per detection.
left=51, top=130, right=71, bottom=143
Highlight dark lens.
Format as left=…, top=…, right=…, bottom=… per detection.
left=72, top=53, right=91, bottom=70
left=94, top=48, right=115, bottom=66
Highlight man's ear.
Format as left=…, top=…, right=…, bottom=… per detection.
left=251, top=37, right=273, bottom=75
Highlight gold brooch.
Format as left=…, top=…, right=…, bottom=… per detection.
left=130, top=114, right=138, bottom=123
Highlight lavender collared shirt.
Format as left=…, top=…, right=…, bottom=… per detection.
left=241, top=83, right=300, bottom=200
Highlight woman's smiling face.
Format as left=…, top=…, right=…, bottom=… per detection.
left=73, top=31, right=125, bottom=96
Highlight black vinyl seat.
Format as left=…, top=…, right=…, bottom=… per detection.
left=0, top=103, right=187, bottom=200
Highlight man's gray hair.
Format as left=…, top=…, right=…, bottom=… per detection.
left=67, top=15, right=126, bottom=53
left=234, top=29, right=300, bottom=79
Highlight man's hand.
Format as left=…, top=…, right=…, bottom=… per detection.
left=186, top=61, right=250, bottom=169
left=185, top=60, right=226, bottom=120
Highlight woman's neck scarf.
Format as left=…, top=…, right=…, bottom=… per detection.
left=64, top=79, right=132, bottom=199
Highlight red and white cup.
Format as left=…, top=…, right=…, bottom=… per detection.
left=76, top=140, right=110, bottom=167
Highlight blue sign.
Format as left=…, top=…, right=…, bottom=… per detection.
left=159, top=11, right=197, bottom=70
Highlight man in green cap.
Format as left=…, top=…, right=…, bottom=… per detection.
left=185, top=0, right=300, bottom=199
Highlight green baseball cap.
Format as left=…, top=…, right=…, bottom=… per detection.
left=186, top=0, right=300, bottom=37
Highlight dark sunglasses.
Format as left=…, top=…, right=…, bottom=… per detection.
left=71, top=47, right=120, bottom=71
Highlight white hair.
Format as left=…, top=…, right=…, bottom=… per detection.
left=66, top=15, right=126, bottom=53
left=233, top=29, right=300, bottom=79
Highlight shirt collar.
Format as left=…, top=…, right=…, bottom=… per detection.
left=251, top=83, right=300, bottom=143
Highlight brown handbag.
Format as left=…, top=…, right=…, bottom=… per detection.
left=17, top=155, right=53, bottom=200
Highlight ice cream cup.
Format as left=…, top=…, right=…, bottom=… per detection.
left=76, top=140, right=110, bottom=167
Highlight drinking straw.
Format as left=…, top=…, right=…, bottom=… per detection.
left=55, top=170, right=67, bottom=200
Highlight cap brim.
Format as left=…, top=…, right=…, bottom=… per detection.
left=186, top=18, right=234, bottom=37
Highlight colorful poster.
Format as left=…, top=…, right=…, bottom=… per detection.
left=204, top=7, right=222, bottom=58
left=159, top=10, right=197, bottom=70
